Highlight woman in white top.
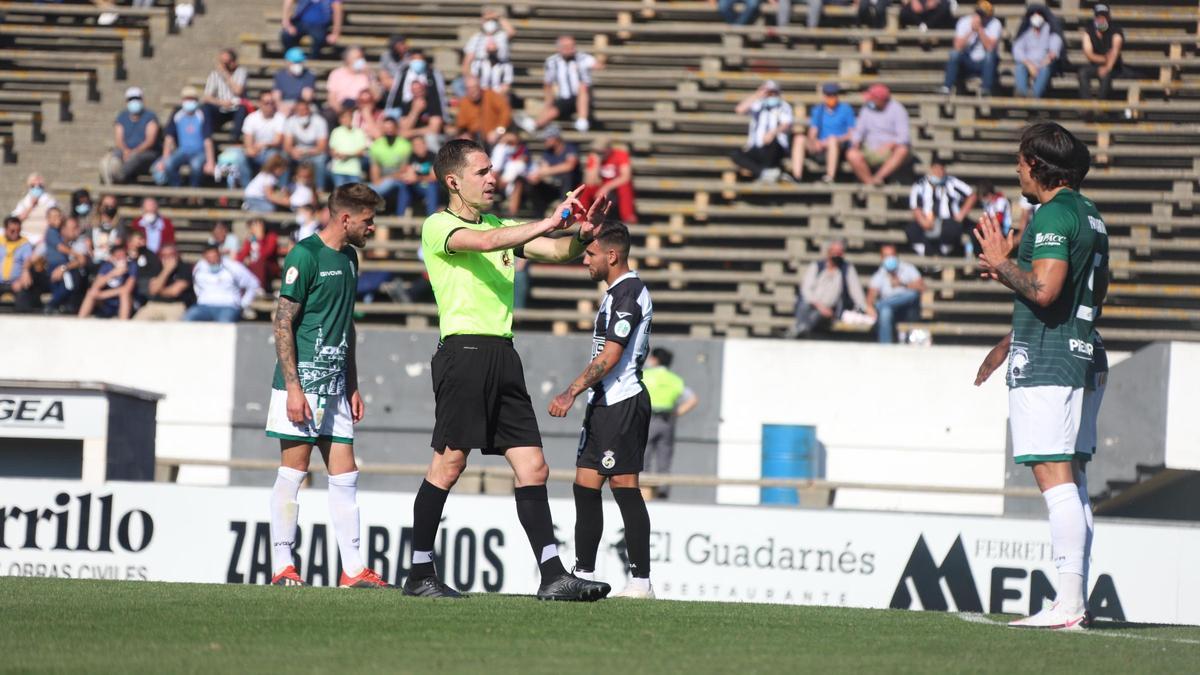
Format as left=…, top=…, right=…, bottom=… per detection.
left=288, top=162, right=318, bottom=210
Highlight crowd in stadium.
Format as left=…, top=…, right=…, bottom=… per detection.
left=1, top=0, right=1128, bottom=346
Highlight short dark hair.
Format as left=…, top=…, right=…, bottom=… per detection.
left=595, top=221, right=631, bottom=256
left=1019, top=122, right=1090, bottom=190
left=977, top=179, right=996, bottom=196
left=651, top=347, right=673, bottom=368
left=4, top=216, right=20, bottom=229
left=434, top=138, right=486, bottom=191
left=329, top=183, right=384, bottom=219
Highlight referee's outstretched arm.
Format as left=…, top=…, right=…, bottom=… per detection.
left=446, top=189, right=584, bottom=255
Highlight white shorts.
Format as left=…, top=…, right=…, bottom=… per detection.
left=1074, top=373, right=1107, bottom=457
left=1009, top=385, right=1083, bottom=465
left=265, top=389, right=354, bottom=445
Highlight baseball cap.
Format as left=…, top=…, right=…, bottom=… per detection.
left=763, top=79, right=780, bottom=92
left=124, top=86, right=144, bottom=100
left=821, top=83, right=840, bottom=96
left=1093, top=3, right=1111, bottom=16
left=538, top=123, right=563, bottom=140
left=865, top=83, right=891, bottom=101
left=180, top=85, right=201, bottom=100
left=975, top=1, right=994, bottom=17
left=284, top=47, right=306, bottom=64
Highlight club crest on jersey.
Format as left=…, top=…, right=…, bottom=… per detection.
left=285, top=266, right=299, bottom=284
left=1009, top=344, right=1030, bottom=381
left=601, top=450, right=616, bottom=469
left=613, top=319, right=631, bottom=338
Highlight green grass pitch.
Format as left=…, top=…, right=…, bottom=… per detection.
left=2, top=578, right=1198, bottom=674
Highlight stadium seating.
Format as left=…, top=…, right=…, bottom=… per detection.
left=5, top=0, right=1200, bottom=349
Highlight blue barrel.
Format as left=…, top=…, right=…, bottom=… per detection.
left=760, top=424, right=817, bottom=505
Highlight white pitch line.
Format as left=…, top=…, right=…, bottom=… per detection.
left=954, top=612, right=1200, bottom=646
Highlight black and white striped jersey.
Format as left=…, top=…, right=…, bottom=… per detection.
left=471, top=58, right=514, bottom=92
left=589, top=271, right=653, bottom=406
left=745, top=100, right=794, bottom=149
left=909, top=175, right=974, bottom=221
left=543, top=52, right=596, bottom=99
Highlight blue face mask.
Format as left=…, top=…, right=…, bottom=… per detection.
left=29, top=186, right=44, bottom=198
left=182, top=100, right=199, bottom=113
left=410, top=59, right=427, bottom=75
left=763, top=96, right=781, bottom=108
left=75, top=203, right=91, bottom=216
left=883, top=255, right=899, bottom=272
left=127, top=99, right=144, bottom=115
left=866, top=100, right=878, bottom=111
left=929, top=174, right=945, bottom=186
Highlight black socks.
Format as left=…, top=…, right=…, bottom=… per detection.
left=515, top=485, right=567, bottom=580
left=613, top=487, right=651, bottom=579
left=572, top=484, right=604, bottom=573
left=410, top=479, right=450, bottom=580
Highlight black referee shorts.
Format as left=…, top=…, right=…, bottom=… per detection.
left=577, top=389, right=651, bottom=475
left=430, top=335, right=543, bottom=455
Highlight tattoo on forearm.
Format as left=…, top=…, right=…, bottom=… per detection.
left=995, top=260, right=1045, bottom=303
left=572, top=356, right=611, bottom=395
left=274, top=297, right=301, bottom=387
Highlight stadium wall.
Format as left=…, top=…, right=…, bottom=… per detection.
left=2, top=477, right=1197, bottom=626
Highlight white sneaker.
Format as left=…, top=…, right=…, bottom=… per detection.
left=611, top=580, right=655, bottom=599
left=513, top=112, right=537, bottom=134
left=1008, top=602, right=1086, bottom=630
left=98, top=12, right=119, bottom=26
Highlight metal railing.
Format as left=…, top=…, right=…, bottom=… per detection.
left=154, top=457, right=1043, bottom=498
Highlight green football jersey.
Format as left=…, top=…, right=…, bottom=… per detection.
left=271, top=235, right=359, bottom=395
left=1007, top=189, right=1109, bottom=389
left=421, top=210, right=519, bottom=338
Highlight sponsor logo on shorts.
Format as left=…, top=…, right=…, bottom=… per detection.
left=601, top=450, right=616, bottom=469
left=613, top=320, right=631, bottom=338
left=285, top=266, right=299, bottom=284
left=1034, top=232, right=1066, bottom=248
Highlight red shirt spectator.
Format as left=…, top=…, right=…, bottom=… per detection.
left=579, top=137, right=637, bottom=224
left=236, top=219, right=280, bottom=288
left=131, top=198, right=176, bottom=254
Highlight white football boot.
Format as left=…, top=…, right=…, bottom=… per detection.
left=1008, top=602, right=1086, bottom=630
left=611, top=579, right=655, bottom=599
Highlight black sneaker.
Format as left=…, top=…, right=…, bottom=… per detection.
left=402, top=575, right=464, bottom=598
left=536, top=573, right=611, bottom=602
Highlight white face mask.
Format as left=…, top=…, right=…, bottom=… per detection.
left=289, top=63, right=304, bottom=76
left=482, top=19, right=499, bottom=34
left=352, top=58, right=367, bottom=72
left=1030, top=14, right=1046, bottom=29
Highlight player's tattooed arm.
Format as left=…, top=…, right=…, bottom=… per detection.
left=274, top=296, right=302, bottom=389
left=548, top=342, right=625, bottom=417
left=994, top=258, right=1068, bottom=308
left=993, top=259, right=1045, bottom=302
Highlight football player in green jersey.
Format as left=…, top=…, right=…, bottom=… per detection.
left=975, top=122, right=1108, bottom=630
left=265, top=183, right=390, bottom=589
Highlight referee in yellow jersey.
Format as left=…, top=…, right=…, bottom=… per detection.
left=402, top=138, right=613, bottom=601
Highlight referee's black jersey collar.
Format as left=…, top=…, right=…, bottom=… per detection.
left=445, top=208, right=484, bottom=225
left=606, top=270, right=640, bottom=294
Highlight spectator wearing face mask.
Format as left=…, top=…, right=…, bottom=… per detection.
left=941, top=1, right=1002, bottom=96
left=283, top=98, right=330, bottom=192
left=10, top=173, right=58, bottom=246
left=461, top=6, right=515, bottom=78
left=790, top=238, right=868, bottom=338
left=907, top=157, right=976, bottom=257
left=731, top=80, right=793, bottom=183
left=273, top=48, right=317, bottom=116
left=471, top=39, right=514, bottom=95
left=846, top=83, right=911, bottom=186
left=77, top=238, right=136, bottom=320
left=379, top=34, right=411, bottom=95
left=865, top=245, right=924, bottom=344
left=327, top=46, right=376, bottom=116
left=202, top=48, right=249, bottom=142
left=70, top=190, right=96, bottom=228
left=382, top=49, right=449, bottom=127
left=106, top=86, right=161, bottom=184
left=281, top=0, right=343, bottom=60
left=1012, top=5, right=1063, bottom=99
left=131, top=198, right=176, bottom=254
left=1078, top=4, right=1125, bottom=102
left=153, top=86, right=216, bottom=188
left=185, top=242, right=260, bottom=322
